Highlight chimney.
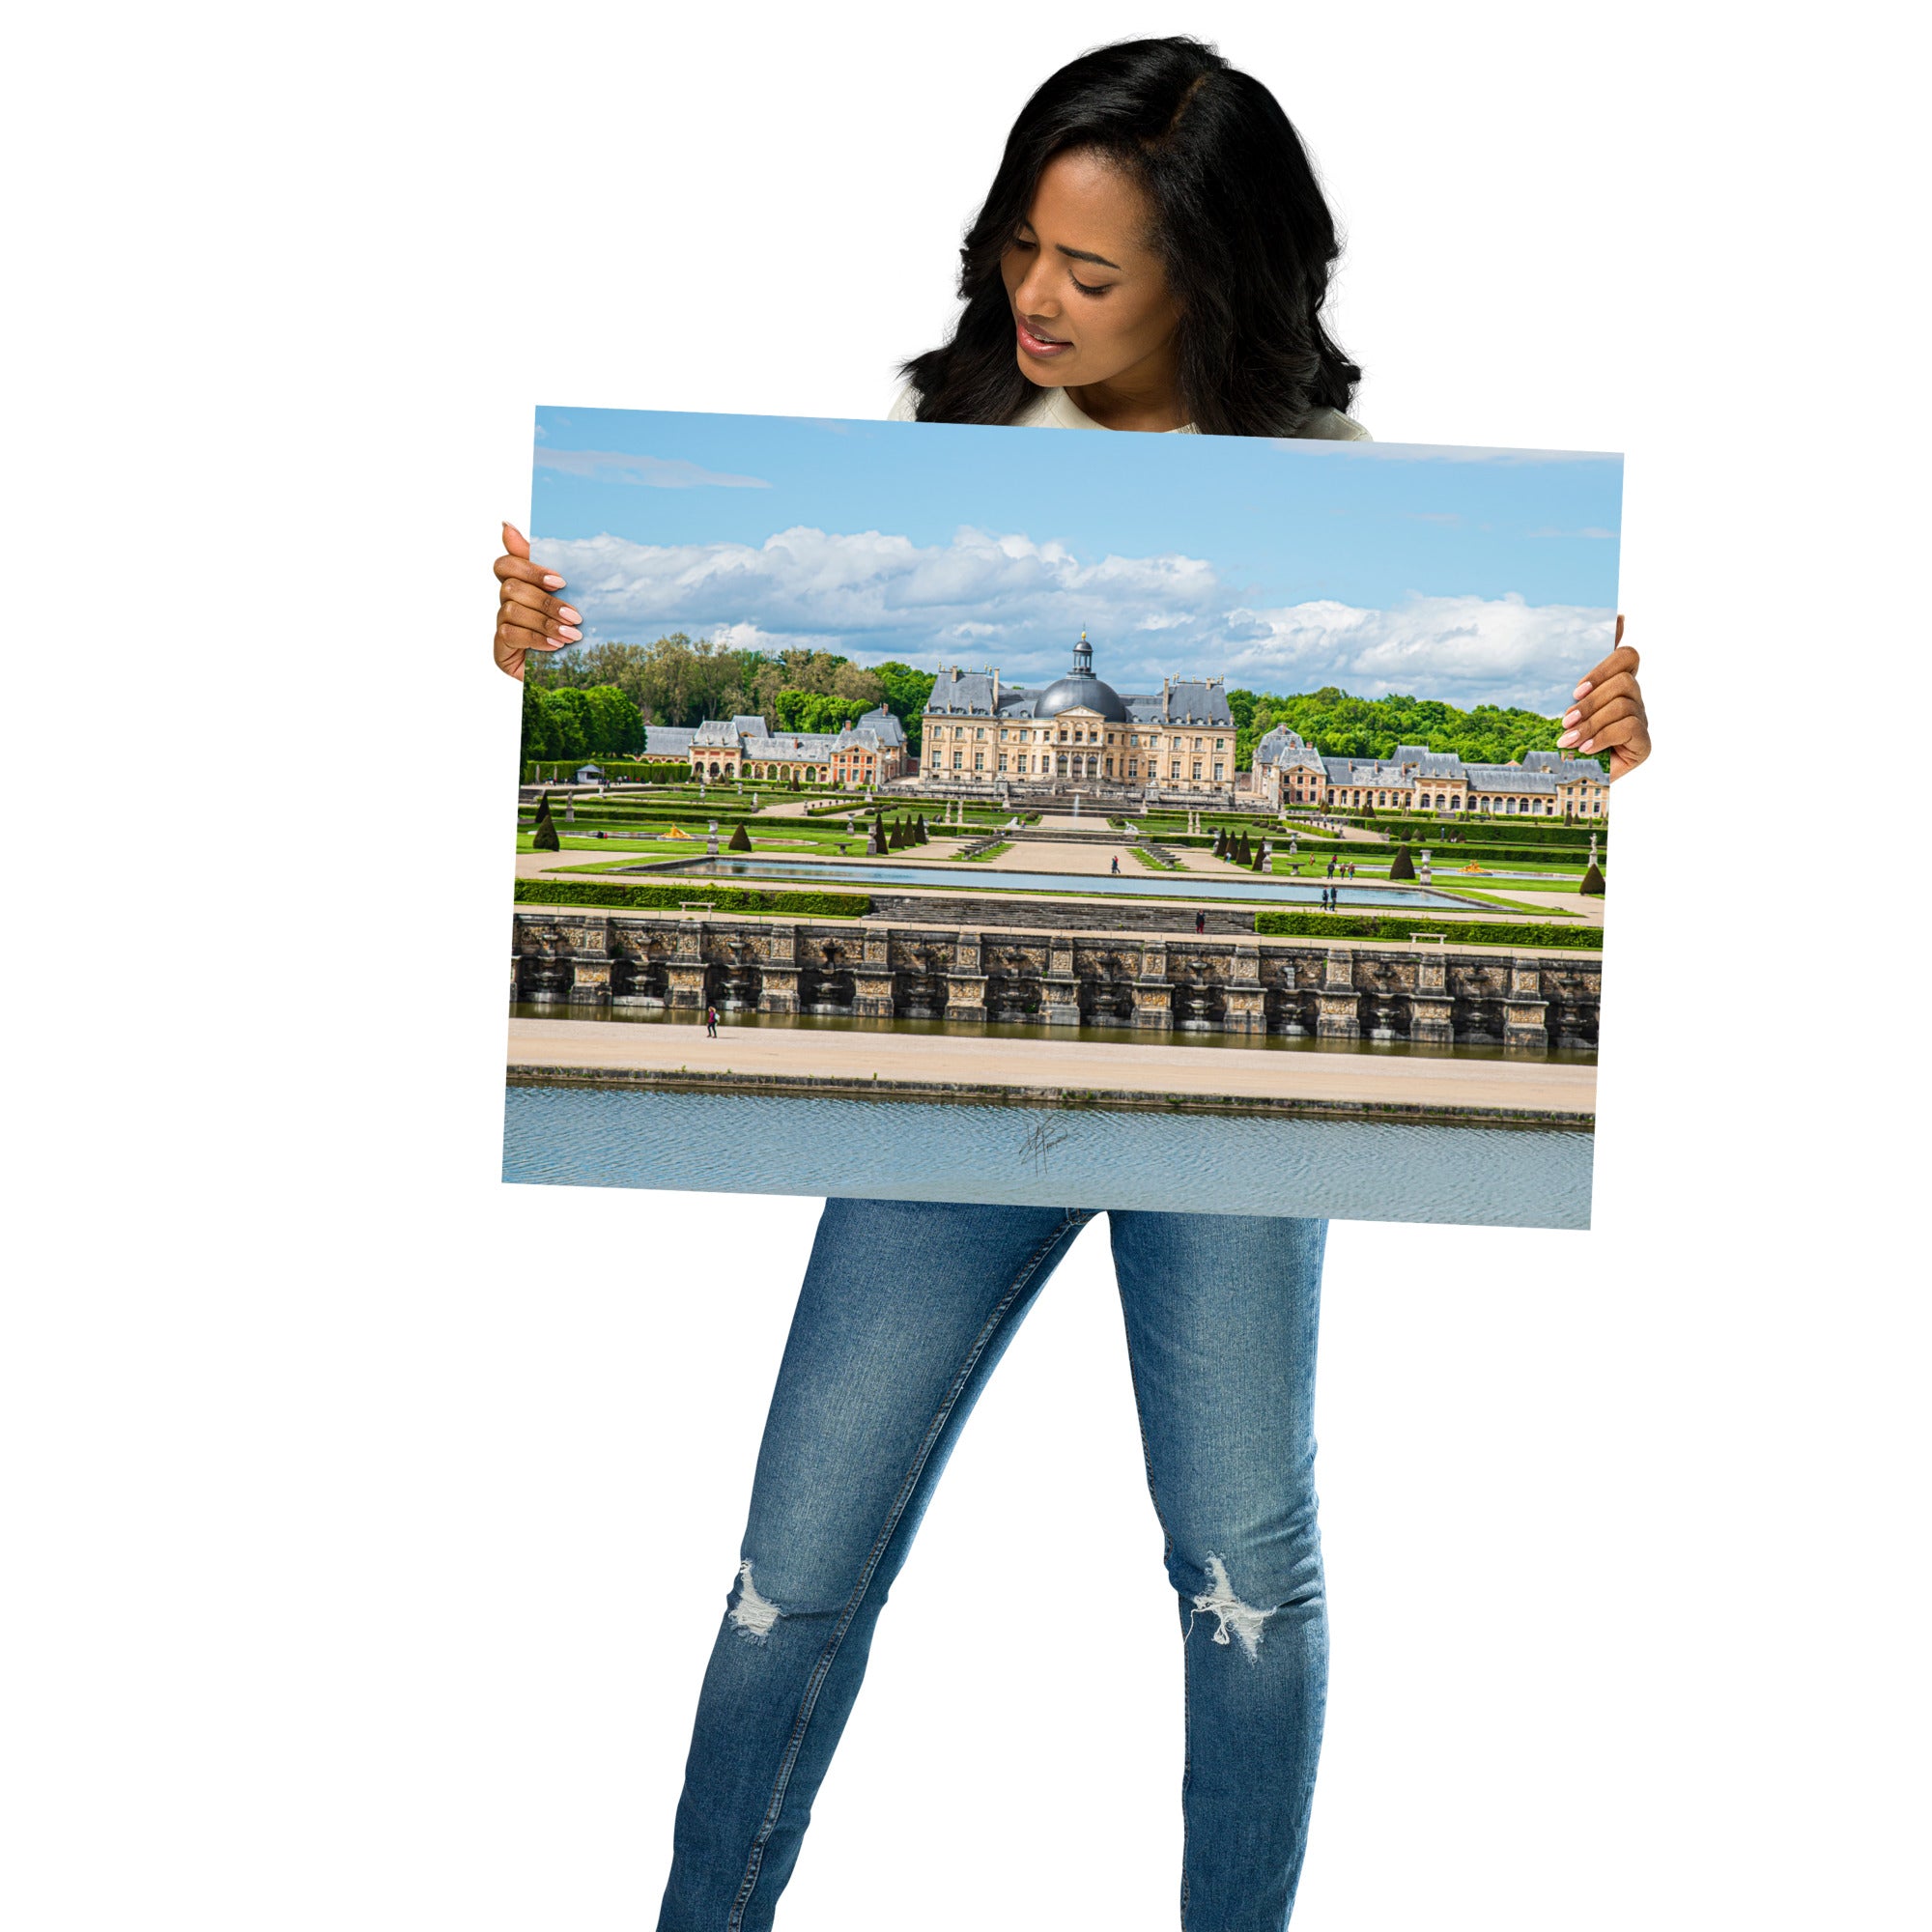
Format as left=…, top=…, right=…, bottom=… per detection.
left=1163, top=676, right=1171, bottom=720
left=992, top=668, right=1000, bottom=711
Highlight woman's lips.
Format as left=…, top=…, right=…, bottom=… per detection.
left=1016, top=316, right=1072, bottom=358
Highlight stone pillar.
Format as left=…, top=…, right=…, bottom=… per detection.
left=1225, top=944, right=1266, bottom=1034
left=1409, top=944, right=1455, bottom=1043
left=1132, top=939, right=1174, bottom=1031
left=561, top=915, right=615, bottom=1004
left=758, top=923, right=801, bottom=1013
left=1041, top=933, right=1081, bottom=1027
left=945, top=930, right=989, bottom=1021
left=666, top=920, right=709, bottom=1010
left=1504, top=956, right=1549, bottom=1049
left=854, top=931, right=897, bottom=1017
left=1316, top=947, right=1361, bottom=1038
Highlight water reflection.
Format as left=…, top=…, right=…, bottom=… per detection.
left=502, top=1084, right=1593, bottom=1230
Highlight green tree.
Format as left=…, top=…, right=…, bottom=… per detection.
left=582, top=684, right=644, bottom=754
left=540, top=687, right=592, bottom=761
left=520, top=671, right=559, bottom=763
left=869, top=661, right=939, bottom=753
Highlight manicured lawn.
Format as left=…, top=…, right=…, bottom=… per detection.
left=962, top=842, right=1014, bottom=863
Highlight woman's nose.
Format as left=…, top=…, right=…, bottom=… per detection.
left=1012, top=261, right=1060, bottom=320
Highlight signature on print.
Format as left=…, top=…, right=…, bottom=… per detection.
left=1020, top=1116, right=1073, bottom=1172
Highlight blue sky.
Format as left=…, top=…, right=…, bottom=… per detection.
left=528, top=406, right=1623, bottom=712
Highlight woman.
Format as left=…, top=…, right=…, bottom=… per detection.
left=493, top=38, right=1650, bottom=1932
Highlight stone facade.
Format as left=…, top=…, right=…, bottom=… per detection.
left=1253, top=726, right=1611, bottom=822
left=512, top=911, right=1602, bottom=1050
left=643, top=706, right=907, bottom=787
left=922, top=634, right=1237, bottom=797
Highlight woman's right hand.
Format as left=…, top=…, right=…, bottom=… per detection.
left=493, top=522, right=581, bottom=681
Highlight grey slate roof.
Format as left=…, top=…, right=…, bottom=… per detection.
left=1522, top=750, right=1605, bottom=781
left=644, top=724, right=696, bottom=756
left=745, top=733, right=840, bottom=760
left=1253, top=725, right=1323, bottom=770
left=835, top=706, right=906, bottom=749
left=1160, top=680, right=1234, bottom=725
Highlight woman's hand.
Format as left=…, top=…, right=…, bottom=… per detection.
left=493, top=522, right=581, bottom=681
left=1560, top=615, right=1651, bottom=780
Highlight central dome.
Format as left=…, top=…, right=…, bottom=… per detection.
left=1035, top=632, right=1128, bottom=723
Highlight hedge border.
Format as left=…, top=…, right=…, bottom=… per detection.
left=514, top=879, right=871, bottom=918
left=1254, top=909, right=1605, bottom=950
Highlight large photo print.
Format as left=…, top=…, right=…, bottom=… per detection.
left=503, top=408, right=1620, bottom=1228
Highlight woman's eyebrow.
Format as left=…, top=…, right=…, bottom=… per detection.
left=1056, top=243, right=1122, bottom=270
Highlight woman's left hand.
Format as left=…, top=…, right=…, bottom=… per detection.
left=1561, top=615, right=1651, bottom=780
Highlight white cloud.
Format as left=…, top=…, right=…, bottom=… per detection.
left=531, top=526, right=1611, bottom=712
left=1222, top=594, right=1616, bottom=709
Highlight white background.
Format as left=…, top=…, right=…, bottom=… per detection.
left=7, top=3, right=1926, bottom=1927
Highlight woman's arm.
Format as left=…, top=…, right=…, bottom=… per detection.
left=493, top=522, right=581, bottom=681
left=1562, top=615, right=1651, bottom=779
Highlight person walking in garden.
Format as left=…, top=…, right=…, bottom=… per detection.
left=490, top=36, right=1649, bottom=1932
left=704, top=1005, right=718, bottom=1039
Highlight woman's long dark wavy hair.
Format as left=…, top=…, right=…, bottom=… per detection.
left=900, top=37, right=1360, bottom=438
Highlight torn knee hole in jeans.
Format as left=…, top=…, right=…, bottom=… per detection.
left=1189, top=1555, right=1272, bottom=1662
left=728, top=1560, right=784, bottom=1641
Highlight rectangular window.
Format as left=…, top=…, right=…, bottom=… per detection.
left=1212, top=763, right=1224, bottom=781
left=1191, top=761, right=1203, bottom=781
left=1171, top=761, right=1181, bottom=780
left=998, top=753, right=1008, bottom=771
left=952, top=752, right=962, bottom=770
left=975, top=753, right=985, bottom=771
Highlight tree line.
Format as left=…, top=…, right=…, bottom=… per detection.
left=1227, top=686, right=1602, bottom=772
left=525, top=636, right=939, bottom=753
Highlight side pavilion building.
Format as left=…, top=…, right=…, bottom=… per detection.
left=644, top=705, right=907, bottom=787
left=1251, top=724, right=1609, bottom=820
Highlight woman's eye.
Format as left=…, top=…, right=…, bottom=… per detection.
left=1070, top=275, right=1111, bottom=297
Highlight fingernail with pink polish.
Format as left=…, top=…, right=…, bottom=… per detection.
left=543, top=574, right=565, bottom=588
left=1558, top=729, right=1578, bottom=746
left=1579, top=738, right=1594, bottom=753
left=556, top=624, right=582, bottom=641
left=1573, top=681, right=1592, bottom=698
left=559, top=606, right=581, bottom=623
left=1562, top=708, right=1581, bottom=725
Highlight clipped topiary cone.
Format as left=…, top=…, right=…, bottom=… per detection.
left=1579, top=862, right=1605, bottom=895
left=727, top=822, right=752, bottom=852
left=1387, top=843, right=1416, bottom=881
left=915, top=814, right=928, bottom=843
left=531, top=791, right=561, bottom=852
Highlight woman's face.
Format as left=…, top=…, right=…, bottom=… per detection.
left=999, top=148, right=1180, bottom=393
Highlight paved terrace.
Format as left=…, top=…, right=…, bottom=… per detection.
left=507, top=1015, right=1596, bottom=1122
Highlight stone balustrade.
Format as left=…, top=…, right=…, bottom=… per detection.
left=512, top=911, right=1601, bottom=1050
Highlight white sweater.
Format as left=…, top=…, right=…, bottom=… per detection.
left=888, top=380, right=1369, bottom=440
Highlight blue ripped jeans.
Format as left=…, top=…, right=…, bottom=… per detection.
left=657, top=1201, right=1328, bottom=1932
